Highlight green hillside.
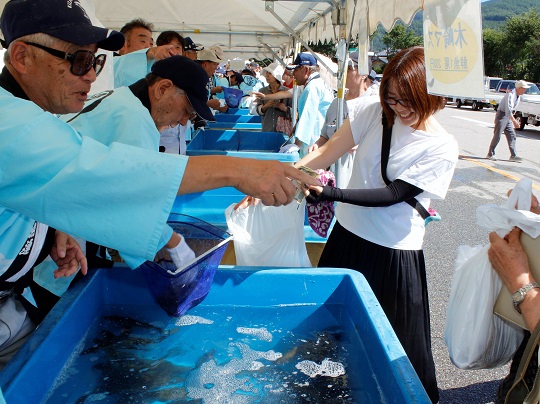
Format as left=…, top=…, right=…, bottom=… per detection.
left=370, top=0, right=540, bottom=51
left=482, top=0, right=540, bottom=28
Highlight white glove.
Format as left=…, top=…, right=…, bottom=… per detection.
left=166, top=235, right=196, bottom=269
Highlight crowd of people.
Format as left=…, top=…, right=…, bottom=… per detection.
left=0, top=0, right=318, bottom=374
left=0, top=1, right=538, bottom=403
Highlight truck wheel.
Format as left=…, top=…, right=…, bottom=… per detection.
left=515, top=115, right=526, bottom=131
left=456, top=99, right=462, bottom=108
left=472, top=101, right=479, bottom=111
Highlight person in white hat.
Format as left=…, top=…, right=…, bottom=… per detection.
left=255, top=62, right=292, bottom=132
left=486, top=79, right=531, bottom=162
left=196, top=45, right=228, bottom=113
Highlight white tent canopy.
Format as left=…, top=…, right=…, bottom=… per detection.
left=0, top=0, right=423, bottom=61
left=92, top=0, right=423, bottom=60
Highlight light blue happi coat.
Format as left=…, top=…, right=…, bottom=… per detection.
left=113, top=49, right=155, bottom=88
left=0, top=87, right=186, bottom=283
left=295, top=73, right=333, bottom=154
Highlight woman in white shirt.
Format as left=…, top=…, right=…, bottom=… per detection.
left=298, top=46, right=459, bottom=403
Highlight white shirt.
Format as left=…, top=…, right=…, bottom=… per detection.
left=160, top=123, right=190, bottom=155
left=336, top=97, right=458, bottom=250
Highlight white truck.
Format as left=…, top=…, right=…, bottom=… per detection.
left=450, top=76, right=502, bottom=111
left=514, top=95, right=540, bottom=131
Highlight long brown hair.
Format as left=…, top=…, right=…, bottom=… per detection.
left=380, top=46, right=445, bottom=128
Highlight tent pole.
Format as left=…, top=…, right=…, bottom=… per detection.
left=334, top=0, right=348, bottom=187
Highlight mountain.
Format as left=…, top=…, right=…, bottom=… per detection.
left=370, top=0, right=540, bottom=51
left=482, top=0, right=540, bottom=29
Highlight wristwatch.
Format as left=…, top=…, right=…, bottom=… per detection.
left=512, top=282, right=540, bottom=314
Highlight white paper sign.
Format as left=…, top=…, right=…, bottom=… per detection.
left=423, top=0, right=484, bottom=99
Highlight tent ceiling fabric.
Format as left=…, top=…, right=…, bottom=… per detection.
left=91, top=0, right=330, bottom=54
left=0, top=0, right=423, bottom=59
left=91, top=0, right=423, bottom=56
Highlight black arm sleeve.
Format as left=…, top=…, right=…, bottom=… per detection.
left=307, top=179, right=423, bottom=207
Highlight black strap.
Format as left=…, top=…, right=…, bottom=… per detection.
left=66, top=90, right=114, bottom=123
left=380, top=114, right=430, bottom=220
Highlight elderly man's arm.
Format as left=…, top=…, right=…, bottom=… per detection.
left=488, top=228, right=540, bottom=331
left=178, top=156, right=321, bottom=206
left=146, top=44, right=180, bottom=62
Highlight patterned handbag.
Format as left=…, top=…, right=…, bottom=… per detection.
left=276, top=115, right=293, bottom=136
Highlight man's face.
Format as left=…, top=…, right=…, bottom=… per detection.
left=293, top=65, right=309, bottom=86
left=22, top=40, right=99, bottom=114
left=516, top=87, right=528, bottom=96
left=201, top=61, right=219, bottom=77
left=282, top=70, right=293, bottom=85
left=167, top=39, right=183, bottom=55
left=152, top=84, right=198, bottom=128
left=346, top=65, right=364, bottom=89
left=184, top=49, right=197, bottom=60
left=122, top=27, right=153, bottom=54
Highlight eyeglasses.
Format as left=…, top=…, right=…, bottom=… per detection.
left=185, top=100, right=199, bottom=123
left=384, top=98, right=411, bottom=108
left=176, top=89, right=201, bottom=123
left=24, top=42, right=107, bottom=77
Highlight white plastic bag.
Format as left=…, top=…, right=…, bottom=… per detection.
left=225, top=201, right=311, bottom=267
left=445, top=178, right=540, bottom=369
left=445, top=244, right=524, bottom=369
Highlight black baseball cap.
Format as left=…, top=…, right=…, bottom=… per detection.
left=183, top=36, right=203, bottom=51
left=0, top=0, right=124, bottom=51
left=152, top=55, right=215, bottom=122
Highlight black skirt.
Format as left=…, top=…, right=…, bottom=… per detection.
left=318, top=221, right=439, bottom=403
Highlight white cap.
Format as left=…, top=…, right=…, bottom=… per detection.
left=262, top=62, right=284, bottom=82
left=516, top=80, right=531, bottom=89
left=197, top=47, right=222, bottom=63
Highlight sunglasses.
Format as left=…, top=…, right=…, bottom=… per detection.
left=24, top=42, right=107, bottom=77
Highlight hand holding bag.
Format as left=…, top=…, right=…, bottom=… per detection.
left=490, top=178, right=540, bottom=330
left=445, top=178, right=540, bottom=369
left=495, top=232, right=540, bottom=330
left=225, top=201, right=311, bottom=267
left=445, top=243, right=524, bottom=369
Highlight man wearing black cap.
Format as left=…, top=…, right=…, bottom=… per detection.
left=0, top=0, right=319, bottom=366
left=35, top=55, right=216, bottom=304
left=0, top=0, right=125, bottom=368
left=65, top=55, right=212, bottom=151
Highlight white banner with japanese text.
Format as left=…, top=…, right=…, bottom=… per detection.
left=423, top=0, right=484, bottom=99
